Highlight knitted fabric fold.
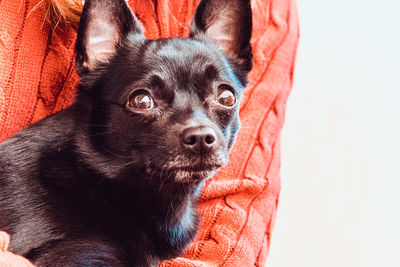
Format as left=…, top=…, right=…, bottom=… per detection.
left=0, top=0, right=299, bottom=266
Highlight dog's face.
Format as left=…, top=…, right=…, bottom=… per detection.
left=75, top=0, right=252, bottom=183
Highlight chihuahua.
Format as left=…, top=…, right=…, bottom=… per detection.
left=0, top=0, right=252, bottom=265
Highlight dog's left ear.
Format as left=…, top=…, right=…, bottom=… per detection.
left=190, top=0, right=253, bottom=71
left=75, top=0, right=145, bottom=76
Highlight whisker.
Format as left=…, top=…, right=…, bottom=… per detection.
left=120, top=160, right=137, bottom=169
left=158, top=166, right=169, bottom=192
left=88, top=131, right=113, bottom=137
left=90, top=176, right=108, bottom=200
left=127, top=143, right=158, bottom=147
left=100, top=146, right=132, bottom=159
left=83, top=124, right=110, bottom=128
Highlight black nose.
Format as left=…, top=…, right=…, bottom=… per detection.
left=181, top=127, right=217, bottom=154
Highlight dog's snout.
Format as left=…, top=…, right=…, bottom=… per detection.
left=181, top=127, right=217, bottom=154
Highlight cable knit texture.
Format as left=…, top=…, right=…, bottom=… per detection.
left=0, top=0, right=299, bottom=266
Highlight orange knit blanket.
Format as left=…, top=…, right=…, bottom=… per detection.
left=0, top=0, right=299, bottom=266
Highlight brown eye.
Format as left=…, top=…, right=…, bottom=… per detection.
left=128, top=91, right=154, bottom=110
left=217, top=86, right=236, bottom=107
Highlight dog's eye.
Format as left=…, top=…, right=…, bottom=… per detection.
left=217, top=86, right=236, bottom=107
left=128, top=91, right=154, bottom=110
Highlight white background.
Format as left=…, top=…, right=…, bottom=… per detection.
left=267, top=0, right=400, bottom=266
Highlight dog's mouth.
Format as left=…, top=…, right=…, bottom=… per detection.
left=141, top=144, right=229, bottom=183
left=145, top=156, right=227, bottom=184
left=170, top=152, right=229, bottom=182
left=169, top=164, right=223, bottom=183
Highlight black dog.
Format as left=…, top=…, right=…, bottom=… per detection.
left=0, top=0, right=252, bottom=265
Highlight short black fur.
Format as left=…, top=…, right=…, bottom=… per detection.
left=0, top=0, right=253, bottom=266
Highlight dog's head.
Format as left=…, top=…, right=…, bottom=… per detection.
left=75, top=0, right=252, bottom=183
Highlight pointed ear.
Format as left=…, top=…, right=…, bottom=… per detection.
left=190, top=0, right=253, bottom=71
left=75, top=0, right=145, bottom=75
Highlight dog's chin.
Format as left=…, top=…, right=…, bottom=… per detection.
left=142, top=149, right=229, bottom=183
left=173, top=167, right=220, bottom=183
left=147, top=157, right=228, bottom=184
left=168, top=153, right=229, bottom=183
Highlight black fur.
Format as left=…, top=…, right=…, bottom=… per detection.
left=0, top=0, right=252, bottom=266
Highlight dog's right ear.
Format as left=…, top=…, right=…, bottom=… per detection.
left=75, top=0, right=145, bottom=76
